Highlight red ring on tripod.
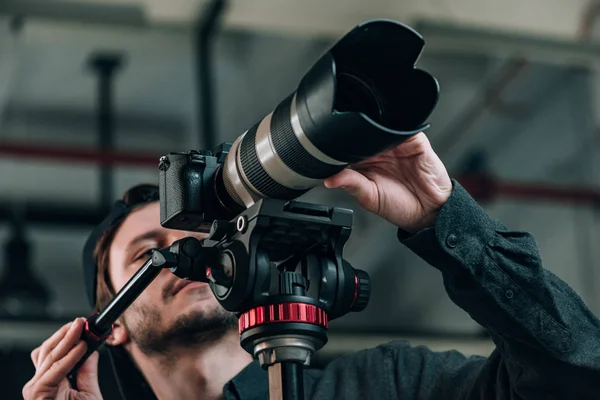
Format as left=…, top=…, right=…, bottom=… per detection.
left=84, top=312, right=112, bottom=341
left=352, top=273, right=359, bottom=306
left=238, top=303, right=328, bottom=334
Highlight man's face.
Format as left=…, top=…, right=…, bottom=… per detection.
left=108, top=202, right=237, bottom=355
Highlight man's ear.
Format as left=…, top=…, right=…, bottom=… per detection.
left=106, top=321, right=129, bottom=346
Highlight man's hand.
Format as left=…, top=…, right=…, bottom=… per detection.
left=324, top=132, right=452, bottom=233
left=22, top=318, right=103, bottom=400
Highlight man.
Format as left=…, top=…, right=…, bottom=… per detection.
left=23, top=132, right=600, bottom=399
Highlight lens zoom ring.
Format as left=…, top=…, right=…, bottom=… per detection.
left=270, top=94, right=346, bottom=179
left=221, top=164, right=244, bottom=206
left=240, top=123, right=309, bottom=199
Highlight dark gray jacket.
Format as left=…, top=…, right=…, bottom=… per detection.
left=218, top=181, right=600, bottom=399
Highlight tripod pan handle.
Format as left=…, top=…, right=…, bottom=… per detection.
left=66, top=313, right=113, bottom=389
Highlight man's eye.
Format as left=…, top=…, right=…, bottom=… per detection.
left=136, top=248, right=157, bottom=261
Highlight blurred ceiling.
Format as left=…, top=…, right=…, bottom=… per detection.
left=1, top=0, right=596, bottom=40
left=3, top=0, right=600, bottom=71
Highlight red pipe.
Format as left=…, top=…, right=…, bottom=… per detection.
left=1, top=143, right=599, bottom=206
left=458, top=174, right=600, bottom=206
left=0, top=142, right=160, bottom=167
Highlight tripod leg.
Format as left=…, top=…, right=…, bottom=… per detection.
left=268, top=361, right=305, bottom=400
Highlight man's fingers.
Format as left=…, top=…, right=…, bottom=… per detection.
left=34, top=321, right=75, bottom=372
left=36, top=319, right=85, bottom=377
left=392, top=132, right=429, bottom=157
left=31, top=347, right=40, bottom=368
left=23, top=318, right=90, bottom=400
left=324, top=169, right=378, bottom=208
left=40, top=340, right=88, bottom=387
left=57, top=378, right=72, bottom=396
left=324, top=169, right=359, bottom=190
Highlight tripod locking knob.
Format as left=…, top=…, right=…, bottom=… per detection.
left=351, top=269, right=371, bottom=312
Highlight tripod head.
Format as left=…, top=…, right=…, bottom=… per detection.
left=174, top=197, right=371, bottom=367
left=167, top=197, right=371, bottom=400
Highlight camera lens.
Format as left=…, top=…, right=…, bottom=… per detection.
left=214, top=20, right=438, bottom=211
left=160, top=20, right=440, bottom=230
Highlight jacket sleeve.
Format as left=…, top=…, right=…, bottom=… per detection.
left=388, top=179, right=600, bottom=399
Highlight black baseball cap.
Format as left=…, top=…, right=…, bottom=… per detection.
left=81, top=183, right=160, bottom=400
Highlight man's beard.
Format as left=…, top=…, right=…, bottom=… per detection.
left=122, top=299, right=238, bottom=357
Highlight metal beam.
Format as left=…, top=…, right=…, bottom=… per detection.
left=87, top=52, right=124, bottom=209
left=415, top=20, right=600, bottom=68
left=436, top=63, right=575, bottom=173
left=3, top=1, right=600, bottom=67
left=195, top=0, right=228, bottom=150
left=0, top=0, right=147, bottom=29
left=432, top=57, right=530, bottom=160
left=0, top=200, right=107, bottom=227
left=2, top=104, right=185, bottom=137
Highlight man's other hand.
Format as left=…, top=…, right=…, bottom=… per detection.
left=324, top=132, right=452, bottom=233
left=22, top=318, right=103, bottom=400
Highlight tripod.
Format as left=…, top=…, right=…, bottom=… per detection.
left=69, top=198, right=370, bottom=400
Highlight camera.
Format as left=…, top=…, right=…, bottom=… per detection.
left=158, top=19, right=439, bottom=233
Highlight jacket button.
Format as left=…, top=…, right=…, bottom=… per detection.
left=446, top=234, right=458, bottom=248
